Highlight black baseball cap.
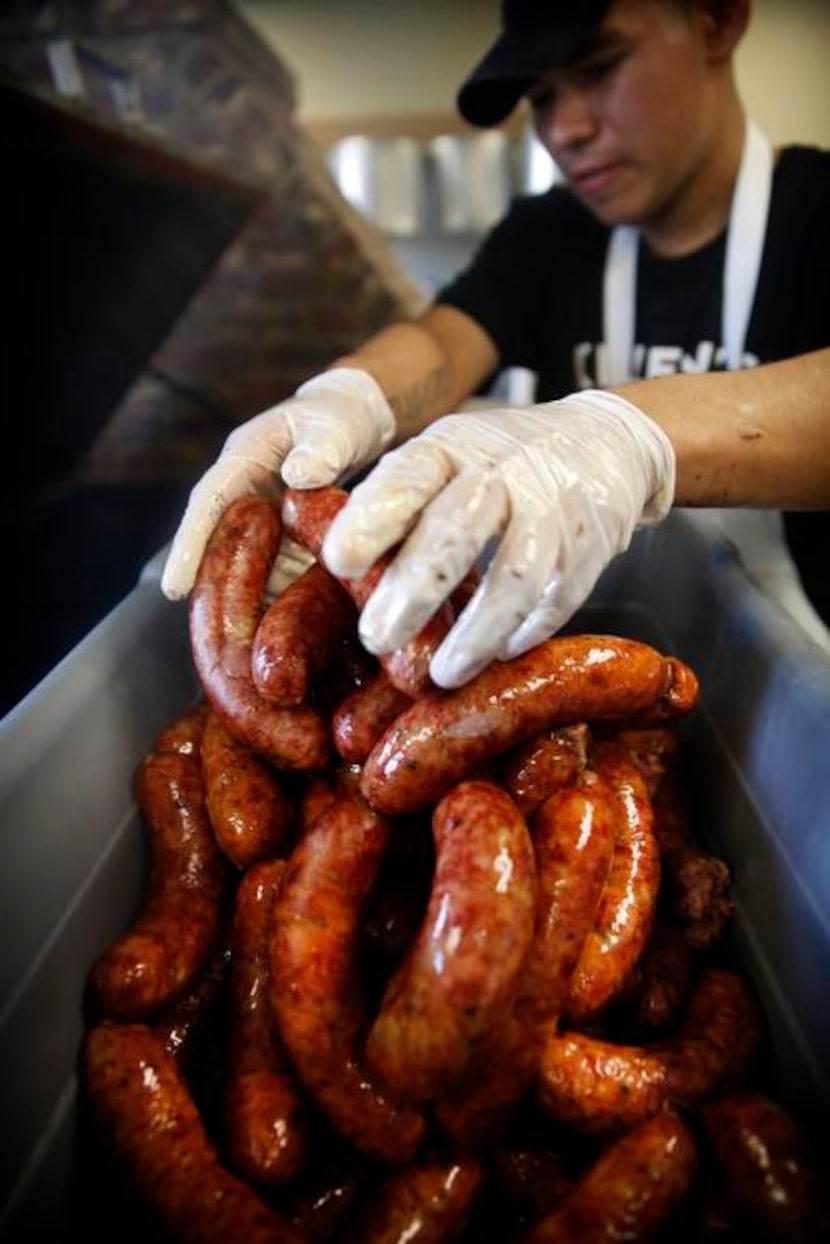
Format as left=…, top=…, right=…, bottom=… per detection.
left=458, top=0, right=614, bottom=127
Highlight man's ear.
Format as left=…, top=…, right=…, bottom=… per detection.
left=700, top=0, right=751, bottom=63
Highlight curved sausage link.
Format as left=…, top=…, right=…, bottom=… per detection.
left=225, top=859, right=309, bottom=1188
left=88, top=742, right=229, bottom=1020
left=152, top=702, right=210, bottom=757
left=562, top=740, right=661, bottom=1026
left=501, top=723, right=591, bottom=818
left=702, top=1092, right=830, bottom=1243
left=189, top=495, right=330, bottom=771
left=365, top=780, right=537, bottom=1103
left=153, top=934, right=230, bottom=1068
left=332, top=669, right=413, bottom=765
left=252, top=562, right=357, bottom=707
left=347, top=1157, right=484, bottom=1244
left=202, top=709, right=293, bottom=869
left=269, top=784, right=425, bottom=1163
left=360, top=636, right=699, bottom=816
left=518, top=1110, right=697, bottom=1243
left=539, top=967, right=763, bottom=1135
left=82, top=1022, right=306, bottom=1243
left=282, top=486, right=455, bottom=698
left=435, top=779, right=616, bottom=1148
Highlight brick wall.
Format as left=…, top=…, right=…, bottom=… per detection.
left=1, top=0, right=423, bottom=487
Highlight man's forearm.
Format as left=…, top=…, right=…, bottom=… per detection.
left=331, top=306, right=500, bottom=443
left=614, top=349, right=830, bottom=510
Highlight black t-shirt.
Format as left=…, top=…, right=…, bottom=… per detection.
left=436, top=146, right=830, bottom=622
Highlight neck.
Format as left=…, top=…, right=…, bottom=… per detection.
left=641, top=96, right=747, bottom=258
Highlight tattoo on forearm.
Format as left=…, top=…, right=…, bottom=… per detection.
left=388, top=365, right=450, bottom=432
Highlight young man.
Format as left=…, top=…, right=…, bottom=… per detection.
left=162, top=0, right=830, bottom=686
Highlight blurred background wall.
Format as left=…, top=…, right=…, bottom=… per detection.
left=238, top=0, right=830, bottom=145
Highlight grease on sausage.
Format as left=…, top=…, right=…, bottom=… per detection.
left=360, top=636, right=698, bottom=816
left=189, top=495, right=330, bottom=771
left=365, top=780, right=537, bottom=1103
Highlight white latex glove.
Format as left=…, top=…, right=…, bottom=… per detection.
left=160, top=367, right=396, bottom=599
left=322, top=390, right=675, bottom=688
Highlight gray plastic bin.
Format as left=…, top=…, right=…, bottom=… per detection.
left=1, top=512, right=829, bottom=1239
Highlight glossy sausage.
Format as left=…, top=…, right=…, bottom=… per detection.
left=88, top=731, right=229, bottom=1021
left=202, top=709, right=293, bottom=869
left=702, top=1091, right=829, bottom=1243
left=282, top=486, right=455, bottom=698
left=82, top=1022, right=305, bottom=1243
left=539, top=967, right=763, bottom=1134
left=518, top=1110, right=697, bottom=1243
left=347, top=1157, right=484, bottom=1244
left=252, top=562, right=357, bottom=706
left=189, top=495, right=330, bottom=771
left=562, top=740, right=661, bottom=1025
left=501, top=724, right=591, bottom=818
left=269, top=783, right=425, bottom=1163
left=435, top=779, right=616, bottom=1148
left=360, top=636, right=699, bottom=815
left=332, top=669, right=413, bottom=765
left=365, top=780, right=537, bottom=1102
left=153, top=935, right=230, bottom=1069
left=225, top=858, right=309, bottom=1187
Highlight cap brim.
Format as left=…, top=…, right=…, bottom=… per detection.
left=457, top=2, right=612, bottom=128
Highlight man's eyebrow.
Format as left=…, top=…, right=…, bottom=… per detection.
left=568, top=28, right=629, bottom=63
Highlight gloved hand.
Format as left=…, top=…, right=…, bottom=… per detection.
left=160, top=367, right=396, bottom=599
left=322, top=389, right=675, bottom=687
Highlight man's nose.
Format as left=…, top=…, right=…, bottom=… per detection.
left=536, top=85, right=597, bottom=154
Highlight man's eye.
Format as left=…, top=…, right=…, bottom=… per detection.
left=529, top=85, right=554, bottom=111
left=580, top=56, right=621, bottom=84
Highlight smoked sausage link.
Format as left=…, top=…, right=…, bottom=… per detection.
left=88, top=726, right=229, bottom=1021
left=347, top=1157, right=484, bottom=1244
left=703, top=1091, right=830, bottom=1243
left=562, top=740, right=661, bottom=1025
left=282, top=486, right=455, bottom=698
left=225, top=859, right=309, bottom=1188
left=539, top=967, right=763, bottom=1134
left=83, top=1022, right=306, bottom=1243
left=201, top=710, right=292, bottom=869
left=189, top=495, right=330, bottom=771
left=360, top=636, right=699, bottom=815
left=435, top=779, right=616, bottom=1148
left=269, top=783, right=425, bottom=1163
left=517, top=1110, right=697, bottom=1243
left=365, top=780, right=537, bottom=1102
left=252, top=562, right=357, bottom=707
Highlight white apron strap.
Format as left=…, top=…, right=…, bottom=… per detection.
left=597, top=122, right=826, bottom=645
left=600, top=117, right=773, bottom=382
left=601, top=224, right=639, bottom=385
left=723, top=118, right=773, bottom=370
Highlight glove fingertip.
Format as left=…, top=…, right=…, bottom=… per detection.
left=281, top=449, right=336, bottom=489
left=160, top=554, right=192, bottom=601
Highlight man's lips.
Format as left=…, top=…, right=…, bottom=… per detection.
left=568, top=161, right=623, bottom=195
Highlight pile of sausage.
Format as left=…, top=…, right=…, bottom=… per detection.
left=81, top=489, right=829, bottom=1243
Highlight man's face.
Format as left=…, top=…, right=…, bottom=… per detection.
left=529, top=0, right=719, bottom=231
